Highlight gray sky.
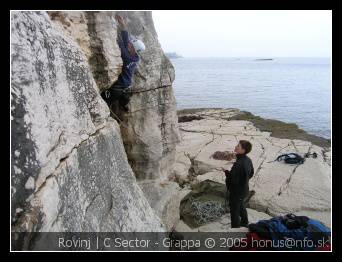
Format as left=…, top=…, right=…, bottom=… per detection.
left=152, top=10, right=332, bottom=57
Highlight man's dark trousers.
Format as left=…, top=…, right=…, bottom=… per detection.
left=229, top=194, right=249, bottom=228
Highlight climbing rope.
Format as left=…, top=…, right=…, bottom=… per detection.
left=188, top=196, right=227, bottom=225
left=108, top=106, right=127, bottom=127
left=128, top=101, right=174, bottom=114
left=126, top=85, right=171, bottom=94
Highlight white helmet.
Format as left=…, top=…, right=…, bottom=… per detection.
left=131, top=38, right=146, bottom=54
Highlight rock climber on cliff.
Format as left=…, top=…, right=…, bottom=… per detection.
left=101, top=14, right=146, bottom=112
left=223, top=140, right=254, bottom=228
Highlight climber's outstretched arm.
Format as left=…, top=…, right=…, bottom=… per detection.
left=115, top=14, right=127, bottom=30
left=115, top=15, right=131, bottom=58
left=115, top=15, right=129, bottom=47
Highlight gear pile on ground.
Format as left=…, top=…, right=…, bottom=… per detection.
left=188, top=196, right=226, bottom=226
left=180, top=180, right=229, bottom=228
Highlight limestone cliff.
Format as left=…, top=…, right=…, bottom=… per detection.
left=11, top=10, right=180, bottom=238
left=47, top=11, right=180, bottom=181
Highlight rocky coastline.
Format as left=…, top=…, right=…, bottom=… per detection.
left=171, top=108, right=331, bottom=232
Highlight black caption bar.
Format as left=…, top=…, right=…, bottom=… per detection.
left=11, top=232, right=331, bottom=251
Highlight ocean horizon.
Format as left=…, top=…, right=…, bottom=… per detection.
left=171, top=57, right=331, bottom=139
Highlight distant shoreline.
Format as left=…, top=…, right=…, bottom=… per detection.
left=165, top=52, right=183, bottom=59
left=177, top=108, right=331, bottom=148
left=254, top=58, right=273, bottom=61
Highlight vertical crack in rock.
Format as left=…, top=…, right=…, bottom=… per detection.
left=46, top=131, right=65, bottom=157
left=34, top=124, right=108, bottom=196
left=265, top=137, right=276, bottom=147
left=195, top=130, right=216, bottom=159
left=277, top=144, right=313, bottom=196
left=277, top=143, right=291, bottom=154
left=85, top=12, right=110, bottom=91
left=252, top=141, right=266, bottom=188
left=277, top=163, right=301, bottom=196
left=85, top=194, right=101, bottom=214
left=158, top=86, right=169, bottom=156
left=183, top=130, right=219, bottom=180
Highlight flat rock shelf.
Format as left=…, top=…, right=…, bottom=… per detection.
left=171, top=108, right=331, bottom=232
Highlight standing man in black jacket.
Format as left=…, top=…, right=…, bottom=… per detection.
left=224, top=140, right=254, bottom=228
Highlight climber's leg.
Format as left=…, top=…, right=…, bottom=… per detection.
left=119, top=91, right=130, bottom=112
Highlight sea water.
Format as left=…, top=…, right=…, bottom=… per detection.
left=171, top=57, right=331, bottom=139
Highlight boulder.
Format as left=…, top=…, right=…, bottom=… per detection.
left=138, top=180, right=185, bottom=231
left=174, top=220, right=198, bottom=233
left=195, top=171, right=226, bottom=185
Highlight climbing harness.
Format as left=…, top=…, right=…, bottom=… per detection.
left=124, top=85, right=171, bottom=94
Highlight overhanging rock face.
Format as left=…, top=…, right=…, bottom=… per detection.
left=11, top=11, right=164, bottom=236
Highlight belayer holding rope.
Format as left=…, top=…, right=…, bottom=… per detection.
left=222, top=140, right=254, bottom=228
left=101, top=14, right=146, bottom=112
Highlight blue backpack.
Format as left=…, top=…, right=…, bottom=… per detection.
left=252, top=216, right=331, bottom=251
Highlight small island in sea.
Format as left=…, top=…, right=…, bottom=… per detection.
left=254, top=58, right=274, bottom=61
left=165, top=52, right=183, bottom=59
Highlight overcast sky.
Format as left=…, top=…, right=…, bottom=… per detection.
left=152, top=10, right=332, bottom=58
